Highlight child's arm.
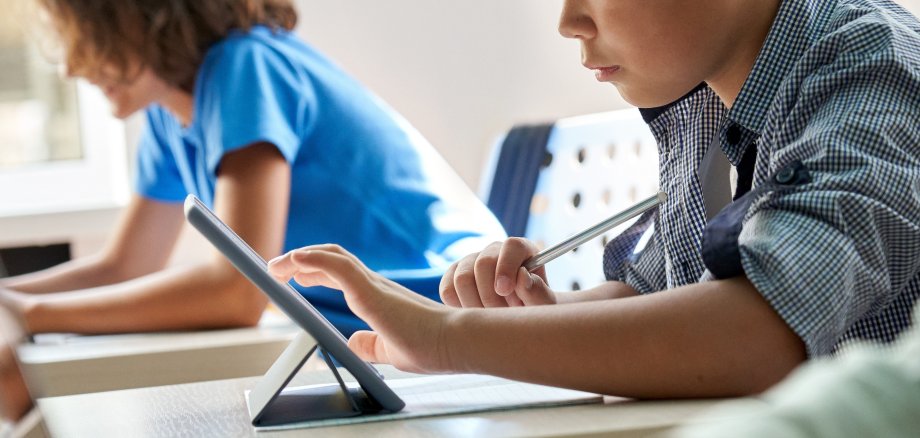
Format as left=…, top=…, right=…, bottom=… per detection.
left=445, top=277, right=804, bottom=397
left=269, top=245, right=805, bottom=397
left=0, top=143, right=289, bottom=334
left=2, top=196, right=186, bottom=294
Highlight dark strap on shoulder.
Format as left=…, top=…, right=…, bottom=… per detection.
left=486, top=123, right=554, bottom=237
left=733, top=143, right=758, bottom=200
left=702, top=159, right=811, bottom=279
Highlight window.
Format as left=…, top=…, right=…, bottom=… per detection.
left=0, top=10, right=129, bottom=217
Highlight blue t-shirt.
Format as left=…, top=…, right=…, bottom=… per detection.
left=135, top=26, right=505, bottom=336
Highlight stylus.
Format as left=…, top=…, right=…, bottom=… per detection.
left=523, top=191, right=667, bottom=272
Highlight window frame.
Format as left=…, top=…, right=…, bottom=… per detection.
left=0, top=81, right=130, bottom=218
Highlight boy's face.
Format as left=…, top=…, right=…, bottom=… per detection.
left=560, top=0, right=741, bottom=107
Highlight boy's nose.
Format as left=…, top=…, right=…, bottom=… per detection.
left=558, top=1, right=596, bottom=40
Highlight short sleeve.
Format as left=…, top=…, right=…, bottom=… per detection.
left=196, top=34, right=313, bottom=176
left=134, top=108, right=187, bottom=203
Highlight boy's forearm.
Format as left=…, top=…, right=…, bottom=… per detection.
left=21, top=263, right=267, bottom=334
left=448, top=277, right=804, bottom=398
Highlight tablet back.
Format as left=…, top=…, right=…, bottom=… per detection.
left=183, top=195, right=405, bottom=414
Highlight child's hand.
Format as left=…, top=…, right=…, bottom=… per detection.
left=0, top=289, right=31, bottom=336
left=439, top=238, right=556, bottom=308
left=0, top=306, right=32, bottom=422
left=268, top=245, right=456, bottom=374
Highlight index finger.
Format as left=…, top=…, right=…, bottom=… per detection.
left=439, top=261, right=462, bottom=307
left=269, top=244, right=360, bottom=282
left=267, top=250, right=302, bottom=282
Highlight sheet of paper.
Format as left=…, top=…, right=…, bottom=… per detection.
left=247, top=374, right=602, bottom=431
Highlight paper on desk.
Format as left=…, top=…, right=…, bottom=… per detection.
left=247, top=374, right=603, bottom=430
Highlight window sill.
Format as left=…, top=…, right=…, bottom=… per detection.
left=0, top=205, right=122, bottom=248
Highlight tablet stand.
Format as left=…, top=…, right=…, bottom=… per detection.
left=246, top=331, right=385, bottom=426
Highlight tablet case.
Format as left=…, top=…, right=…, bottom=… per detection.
left=183, top=195, right=405, bottom=426
left=247, top=331, right=384, bottom=426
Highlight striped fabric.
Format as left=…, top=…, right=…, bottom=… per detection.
left=604, top=0, right=920, bottom=356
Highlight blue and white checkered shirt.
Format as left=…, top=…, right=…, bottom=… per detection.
left=604, top=0, right=920, bottom=357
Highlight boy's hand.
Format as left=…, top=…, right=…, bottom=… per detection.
left=439, top=238, right=556, bottom=308
left=268, top=245, right=457, bottom=374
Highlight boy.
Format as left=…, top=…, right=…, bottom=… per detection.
left=274, top=0, right=920, bottom=397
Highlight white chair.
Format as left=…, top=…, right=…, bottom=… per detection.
left=481, top=109, right=658, bottom=291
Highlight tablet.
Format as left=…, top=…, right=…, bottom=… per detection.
left=183, top=195, right=405, bottom=419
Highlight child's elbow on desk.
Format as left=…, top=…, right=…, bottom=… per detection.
left=196, top=264, right=269, bottom=328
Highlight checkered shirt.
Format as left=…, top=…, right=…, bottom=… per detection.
left=604, top=0, right=920, bottom=357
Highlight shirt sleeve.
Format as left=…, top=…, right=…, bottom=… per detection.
left=739, top=68, right=920, bottom=356
left=196, top=35, right=314, bottom=176
left=605, top=209, right=668, bottom=293
left=134, top=108, right=187, bottom=203
left=614, top=227, right=669, bottom=294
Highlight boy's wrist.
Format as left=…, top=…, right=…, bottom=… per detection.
left=438, top=307, right=473, bottom=374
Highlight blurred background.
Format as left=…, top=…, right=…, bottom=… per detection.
left=0, top=0, right=917, bottom=271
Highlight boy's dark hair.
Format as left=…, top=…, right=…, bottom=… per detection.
left=38, top=0, right=298, bottom=93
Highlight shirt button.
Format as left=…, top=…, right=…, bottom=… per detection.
left=726, top=124, right=742, bottom=145
left=775, top=166, right=796, bottom=184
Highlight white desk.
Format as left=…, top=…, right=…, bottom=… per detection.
left=38, top=365, right=761, bottom=437
left=18, top=311, right=301, bottom=398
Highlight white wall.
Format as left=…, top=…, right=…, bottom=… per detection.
left=294, top=0, right=625, bottom=189
left=294, top=0, right=920, bottom=189
left=8, top=0, right=920, bottom=259
left=902, top=0, right=920, bottom=15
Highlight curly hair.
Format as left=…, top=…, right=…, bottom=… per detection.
left=37, top=0, right=298, bottom=93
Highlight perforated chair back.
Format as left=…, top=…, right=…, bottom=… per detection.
left=481, top=109, right=658, bottom=292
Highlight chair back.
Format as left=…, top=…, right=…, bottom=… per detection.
left=482, top=109, right=658, bottom=291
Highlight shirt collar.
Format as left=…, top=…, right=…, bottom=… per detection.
left=727, top=0, right=836, bottom=135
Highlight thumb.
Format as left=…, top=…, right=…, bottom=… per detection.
left=348, top=330, right=390, bottom=364
left=514, top=267, right=554, bottom=306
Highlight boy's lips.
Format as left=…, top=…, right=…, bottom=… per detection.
left=586, top=65, right=621, bottom=81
